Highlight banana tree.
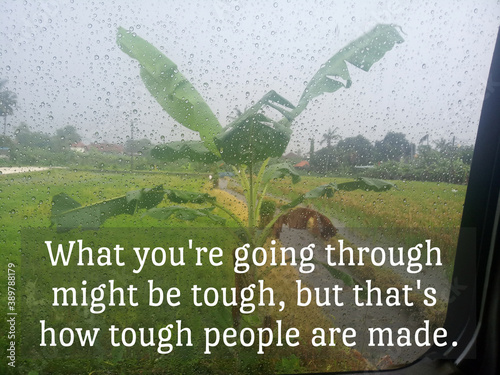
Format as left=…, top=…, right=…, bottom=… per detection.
left=51, top=24, right=404, bottom=240
left=64, top=25, right=397, bottom=242
left=50, top=25, right=402, bottom=328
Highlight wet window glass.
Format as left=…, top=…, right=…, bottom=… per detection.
left=1, top=1, right=499, bottom=373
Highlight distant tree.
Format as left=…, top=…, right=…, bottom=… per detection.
left=15, top=122, right=51, bottom=148
left=374, top=131, right=411, bottom=162
left=336, top=135, right=374, bottom=166
left=310, top=146, right=338, bottom=173
left=0, top=80, right=17, bottom=135
left=433, top=138, right=455, bottom=157
left=52, top=125, right=82, bottom=151
left=320, top=127, right=341, bottom=148
left=458, top=145, right=474, bottom=165
left=125, top=138, right=153, bottom=156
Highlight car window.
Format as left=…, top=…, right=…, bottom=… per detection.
left=1, top=1, right=499, bottom=374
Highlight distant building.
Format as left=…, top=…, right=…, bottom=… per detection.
left=70, top=142, right=87, bottom=153
left=294, top=160, right=310, bottom=169
left=70, top=142, right=125, bottom=154
left=283, top=152, right=301, bottom=160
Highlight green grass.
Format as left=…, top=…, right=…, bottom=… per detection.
left=0, top=169, right=469, bottom=374
left=1, top=170, right=365, bottom=374
left=1, top=170, right=244, bottom=374
left=264, top=176, right=466, bottom=267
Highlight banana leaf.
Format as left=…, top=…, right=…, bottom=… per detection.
left=144, top=206, right=225, bottom=224
left=214, top=91, right=294, bottom=165
left=151, top=141, right=220, bottom=163
left=51, top=186, right=165, bottom=231
left=297, top=24, right=404, bottom=112
left=165, top=189, right=216, bottom=204
left=281, top=183, right=338, bottom=210
left=281, top=178, right=394, bottom=210
left=262, top=162, right=301, bottom=184
left=337, top=177, right=395, bottom=192
left=117, top=27, right=222, bottom=155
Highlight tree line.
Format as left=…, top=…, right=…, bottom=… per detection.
left=309, top=129, right=473, bottom=184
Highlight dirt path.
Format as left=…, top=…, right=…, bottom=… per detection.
left=0, top=166, right=53, bottom=174
left=279, top=227, right=433, bottom=365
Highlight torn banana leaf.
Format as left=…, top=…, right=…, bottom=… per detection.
left=296, top=24, right=404, bottom=113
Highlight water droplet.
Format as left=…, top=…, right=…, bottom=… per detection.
left=422, top=64, right=427, bottom=69
left=235, top=5, right=240, bottom=11
left=273, top=2, right=278, bottom=7
left=88, top=23, right=92, bottom=28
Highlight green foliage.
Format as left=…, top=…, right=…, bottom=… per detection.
left=125, top=137, right=153, bottom=156
left=53, top=125, right=81, bottom=152
left=309, top=146, right=339, bottom=173
left=374, top=131, right=412, bottom=162
left=336, top=135, right=374, bottom=166
left=262, top=162, right=301, bottom=184
left=0, top=79, right=17, bottom=134
left=275, top=354, right=305, bottom=374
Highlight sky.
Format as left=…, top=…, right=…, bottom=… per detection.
left=1, top=0, right=499, bottom=153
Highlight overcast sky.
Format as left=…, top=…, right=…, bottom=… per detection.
left=1, top=1, right=499, bottom=152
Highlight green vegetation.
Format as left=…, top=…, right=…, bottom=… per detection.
left=310, top=131, right=473, bottom=184
left=0, top=79, right=17, bottom=135
left=1, top=166, right=467, bottom=374
left=266, top=176, right=465, bottom=267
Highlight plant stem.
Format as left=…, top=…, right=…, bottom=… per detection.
left=253, top=158, right=270, bottom=220
left=248, top=162, right=255, bottom=230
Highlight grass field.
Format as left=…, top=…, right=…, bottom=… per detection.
left=0, top=169, right=468, bottom=374
left=229, top=175, right=466, bottom=269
